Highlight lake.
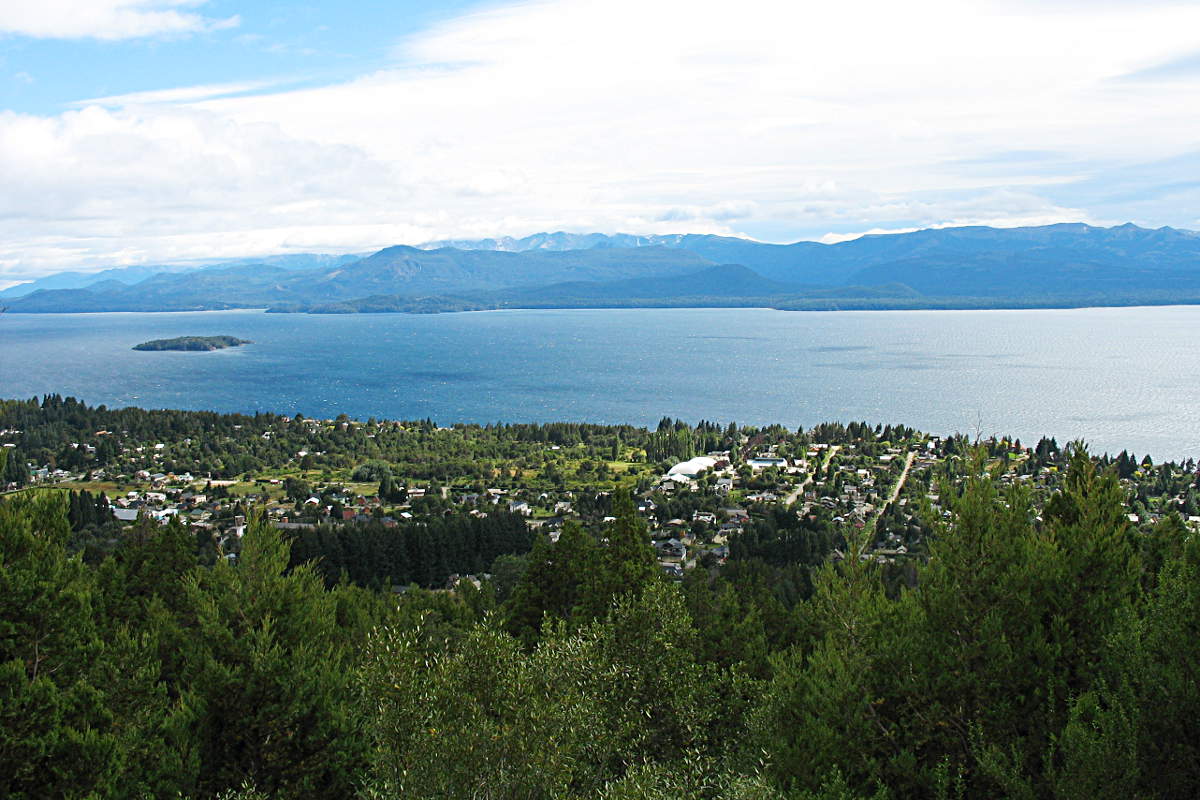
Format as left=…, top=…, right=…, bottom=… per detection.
left=2, top=306, right=1197, bottom=460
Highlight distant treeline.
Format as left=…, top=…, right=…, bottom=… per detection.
left=5, top=395, right=913, bottom=489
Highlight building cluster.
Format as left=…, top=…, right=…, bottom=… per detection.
left=9, top=420, right=1200, bottom=580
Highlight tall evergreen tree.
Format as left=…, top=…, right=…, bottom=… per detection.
left=175, top=514, right=364, bottom=798
left=0, top=492, right=120, bottom=797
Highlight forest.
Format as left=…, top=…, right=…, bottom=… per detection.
left=1, top=398, right=1199, bottom=798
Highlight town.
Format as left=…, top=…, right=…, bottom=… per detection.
left=4, top=396, right=1196, bottom=594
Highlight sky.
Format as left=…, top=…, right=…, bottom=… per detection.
left=1, top=0, right=1200, bottom=283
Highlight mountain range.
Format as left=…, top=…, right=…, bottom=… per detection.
left=5, top=223, right=1200, bottom=314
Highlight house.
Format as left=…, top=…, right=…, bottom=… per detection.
left=446, top=574, right=483, bottom=591
left=508, top=500, right=531, bottom=515
left=658, top=475, right=693, bottom=492
left=747, top=457, right=788, bottom=470
left=722, top=507, right=749, bottom=522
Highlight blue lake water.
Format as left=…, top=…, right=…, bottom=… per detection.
left=1, top=306, right=1198, bottom=460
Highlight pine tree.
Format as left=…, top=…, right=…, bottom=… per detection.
left=592, top=490, right=661, bottom=611
left=0, top=491, right=122, bottom=797
left=176, top=514, right=364, bottom=797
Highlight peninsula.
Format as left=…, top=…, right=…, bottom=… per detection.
left=132, top=335, right=251, bottom=351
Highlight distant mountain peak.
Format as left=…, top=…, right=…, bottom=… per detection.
left=8, top=222, right=1200, bottom=314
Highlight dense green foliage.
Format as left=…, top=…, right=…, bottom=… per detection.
left=4, top=398, right=1200, bottom=797
left=0, top=394, right=672, bottom=484
left=3, top=436, right=1200, bottom=798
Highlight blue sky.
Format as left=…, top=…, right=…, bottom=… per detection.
left=1, top=0, right=1200, bottom=281
left=1, top=1, right=481, bottom=113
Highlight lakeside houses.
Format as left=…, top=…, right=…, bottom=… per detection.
left=8, top=403, right=1193, bottom=584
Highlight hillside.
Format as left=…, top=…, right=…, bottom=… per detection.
left=0, top=252, right=362, bottom=300
left=273, top=265, right=927, bottom=313
left=8, top=222, right=1200, bottom=313
left=3, top=397, right=1199, bottom=798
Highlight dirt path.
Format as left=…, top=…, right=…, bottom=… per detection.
left=856, top=449, right=916, bottom=558
left=784, top=445, right=841, bottom=506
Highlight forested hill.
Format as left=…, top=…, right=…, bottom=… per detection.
left=2, top=396, right=1200, bottom=797
left=8, top=222, right=1200, bottom=313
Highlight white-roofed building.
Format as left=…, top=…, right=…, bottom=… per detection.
left=747, top=457, right=788, bottom=470
left=667, top=456, right=718, bottom=479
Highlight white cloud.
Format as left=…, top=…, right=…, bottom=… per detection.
left=3, top=0, right=1200, bottom=276
left=75, top=80, right=281, bottom=108
left=0, top=0, right=238, bottom=41
left=0, top=105, right=419, bottom=274
left=821, top=228, right=921, bottom=245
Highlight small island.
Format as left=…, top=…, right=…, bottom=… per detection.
left=132, top=335, right=252, bottom=351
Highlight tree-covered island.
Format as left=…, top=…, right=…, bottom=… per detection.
left=132, top=335, right=252, bottom=351
left=2, top=395, right=1199, bottom=798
